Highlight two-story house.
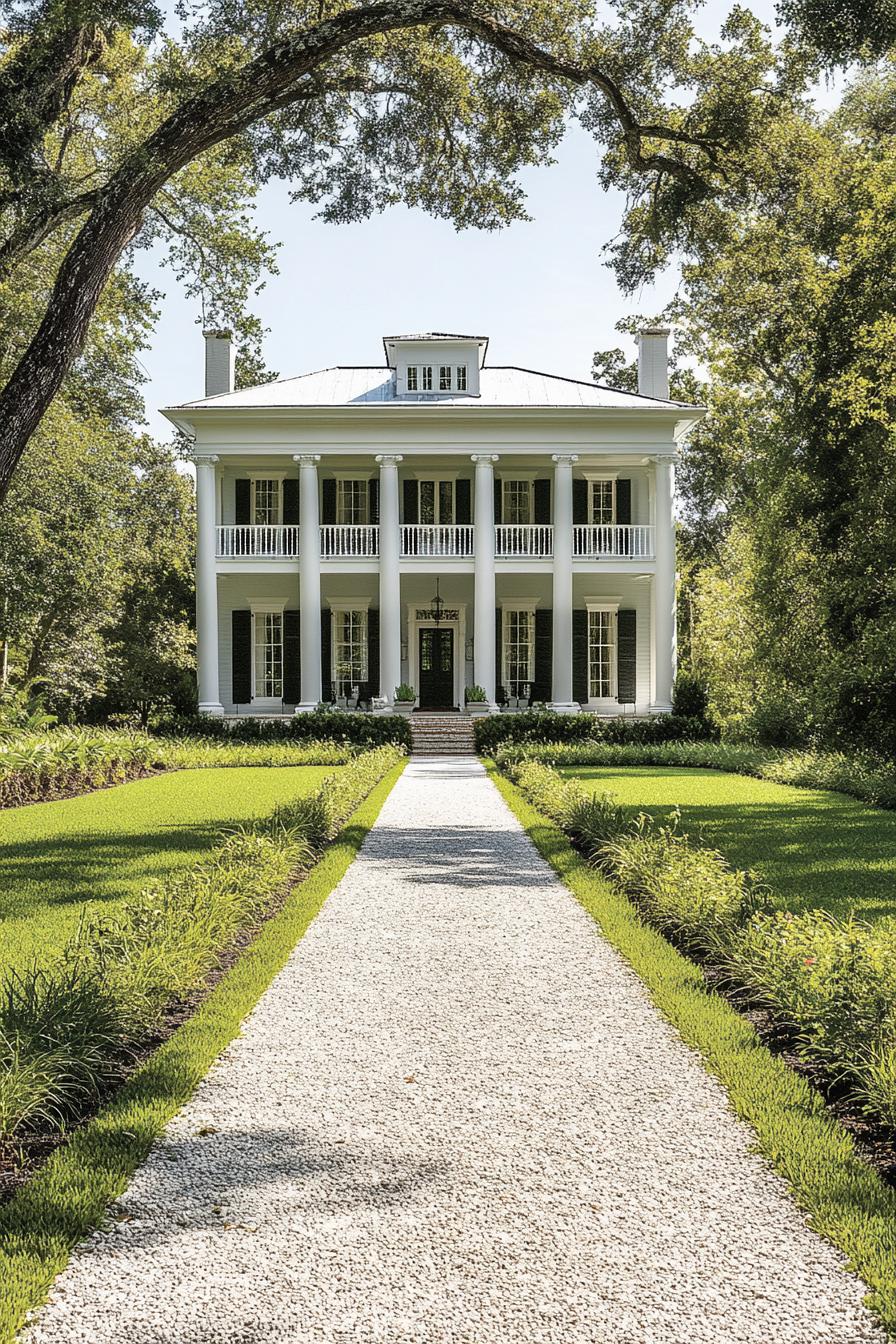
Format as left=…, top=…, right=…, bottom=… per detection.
left=163, top=329, right=702, bottom=716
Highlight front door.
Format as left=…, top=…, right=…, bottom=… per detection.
left=419, top=628, right=454, bottom=709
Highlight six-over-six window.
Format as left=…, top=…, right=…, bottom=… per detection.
left=503, top=609, right=534, bottom=699
left=254, top=611, right=283, bottom=699
left=333, top=609, right=368, bottom=700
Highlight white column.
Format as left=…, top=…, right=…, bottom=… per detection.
left=551, top=453, right=579, bottom=712
left=652, top=453, right=677, bottom=711
left=376, top=454, right=403, bottom=705
left=472, top=453, right=499, bottom=707
left=294, top=453, right=321, bottom=711
left=194, top=454, right=223, bottom=715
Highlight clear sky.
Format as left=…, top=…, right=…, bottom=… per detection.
left=134, top=0, right=825, bottom=439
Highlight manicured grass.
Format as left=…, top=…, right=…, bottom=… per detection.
left=0, top=759, right=405, bottom=1344
left=0, top=767, right=335, bottom=977
left=560, top=765, right=896, bottom=925
left=489, top=762, right=896, bottom=1337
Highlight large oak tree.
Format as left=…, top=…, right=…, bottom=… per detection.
left=0, top=0, right=797, bottom=504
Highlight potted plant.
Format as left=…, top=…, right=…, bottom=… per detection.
left=465, top=685, right=490, bottom=716
left=393, top=683, right=416, bottom=714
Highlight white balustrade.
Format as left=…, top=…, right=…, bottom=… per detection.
left=572, top=524, right=655, bottom=559
left=494, top=524, right=554, bottom=557
left=216, top=525, right=299, bottom=558
left=401, top=525, right=475, bottom=557
left=320, top=525, right=379, bottom=557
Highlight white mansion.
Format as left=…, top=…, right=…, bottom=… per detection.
left=164, top=330, right=702, bottom=716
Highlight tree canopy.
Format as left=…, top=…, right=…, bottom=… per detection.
left=0, top=0, right=806, bottom=502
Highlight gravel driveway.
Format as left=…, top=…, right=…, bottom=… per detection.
left=25, top=756, right=883, bottom=1343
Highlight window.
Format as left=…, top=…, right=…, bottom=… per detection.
left=406, top=366, right=418, bottom=392
left=421, top=365, right=433, bottom=392
left=336, top=479, right=368, bottom=525
left=333, top=609, right=368, bottom=699
left=418, top=479, right=455, bottom=525
left=502, top=479, right=533, bottom=525
left=588, top=609, right=615, bottom=699
left=590, top=480, right=615, bottom=525
left=439, top=365, right=452, bottom=391
left=405, top=363, right=469, bottom=393
left=254, top=611, right=283, bottom=699
left=504, top=609, right=534, bottom=699
left=252, top=478, right=280, bottom=525
left=456, top=365, right=467, bottom=392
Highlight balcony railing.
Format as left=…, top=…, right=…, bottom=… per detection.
left=320, top=524, right=379, bottom=557
left=217, top=525, right=299, bottom=558
left=495, top=524, right=554, bottom=558
left=573, top=524, right=655, bottom=559
left=401, top=525, right=474, bottom=557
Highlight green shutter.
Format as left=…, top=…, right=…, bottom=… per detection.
left=572, top=479, right=588, bottom=525
left=617, top=609, right=637, bottom=704
left=616, top=479, right=632, bottom=525
left=235, top=479, right=251, bottom=524
left=283, top=610, right=300, bottom=703
left=403, top=478, right=418, bottom=524
left=231, top=609, right=251, bottom=705
left=282, top=478, right=299, bottom=525
left=455, top=478, right=471, bottom=524
left=533, top=609, right=552, bottom=703
left=572, top=609, right=588, bottom=704
left=321, top=608, right=333, bottom=702
left=495, top=607, right=505, bottom=704
left=321, top=478, right=336, bottom=524
left=367, top=609, right=380, bottom=699
left=368, top=479, right=379, bottom=525
left=534, top=479, right=551, bottom=524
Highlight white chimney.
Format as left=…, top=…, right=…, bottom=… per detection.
left=204, top=329, right=235, bottom=397
left=636, top=326, right=670, bottom=400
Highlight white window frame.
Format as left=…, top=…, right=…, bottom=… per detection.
left=501, top=604, right=536, bottom=700
left=335, top=477, right=369, bottom=525
left=414, top=472, right=458, bottom=525
left=455, top=364, right=468, bottom=392
left=248, top=474, right=286, bottom=526
left=403, top=363, right=470, bottom=395
left=584, top=600, right=620, bottom=704
left=330, top=603, right=370, bottom=700
left=250, top=602, right=285, bottom=703
left=406, top=365, right=418, bottom=392
left=588, top=478, right=616, bottom=526
left=501, top=478, right=535, bottom=525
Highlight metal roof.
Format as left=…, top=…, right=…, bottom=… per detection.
left=168, top=365, right=696, bottom=412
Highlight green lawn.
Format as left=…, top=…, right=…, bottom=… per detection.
left=561, top=765, right=896, bottom=924
left=0, top=766, right=334, bottom=975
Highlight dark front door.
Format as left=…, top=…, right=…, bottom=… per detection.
left=419, top=628, right=454, bottom=709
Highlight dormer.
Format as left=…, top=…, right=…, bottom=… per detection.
left=383, top=332, right=487, bottom=399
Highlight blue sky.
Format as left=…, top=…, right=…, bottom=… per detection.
left=136, top=0, right=827, bottom=438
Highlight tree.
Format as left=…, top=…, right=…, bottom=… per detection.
left=0, top=0, right=799, bottom=503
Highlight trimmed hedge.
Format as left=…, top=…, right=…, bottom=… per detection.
left=155, top=711, right=412, bottom=749
left=494, top=740, right=896, bottom=811
left=0, top=746, right=403, bottom=1143
left=503, top=758, right=896, bottom=1134
left=473, top=712, right=712, bottom=754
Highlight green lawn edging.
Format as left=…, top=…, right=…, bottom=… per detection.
left=0, top=759, right=405, bottom=1343
left=487, top=760, right=896, bottom=1336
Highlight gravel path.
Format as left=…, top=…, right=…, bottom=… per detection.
left=25, top=757, right=882, bottom=1344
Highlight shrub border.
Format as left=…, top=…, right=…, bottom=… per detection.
left=0, top=759, right=405, bottom=1344
left=487, top=761, right=896, bottom=1337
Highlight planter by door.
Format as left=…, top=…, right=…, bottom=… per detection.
left=419, top=628, right=454, bottom=709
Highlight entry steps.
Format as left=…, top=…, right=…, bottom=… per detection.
left=409, top=714, right=478, bottom=756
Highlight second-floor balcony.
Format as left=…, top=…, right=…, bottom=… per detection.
left=215, top=522, right=656, bottom=562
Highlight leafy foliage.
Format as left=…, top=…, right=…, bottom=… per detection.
left=473, top=710, right=711, bottom=753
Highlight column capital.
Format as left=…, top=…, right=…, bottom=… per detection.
left=191, top=453, right=219, bottom=466
left=471, top=453, right=499, bottom=465
left=654, top=452, right=679, bottom=466
left=551, top=453, right=579, bottom=466
left=375, top=453, right=404, bottom=466
left=292, top=453, right=321, bottom=466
